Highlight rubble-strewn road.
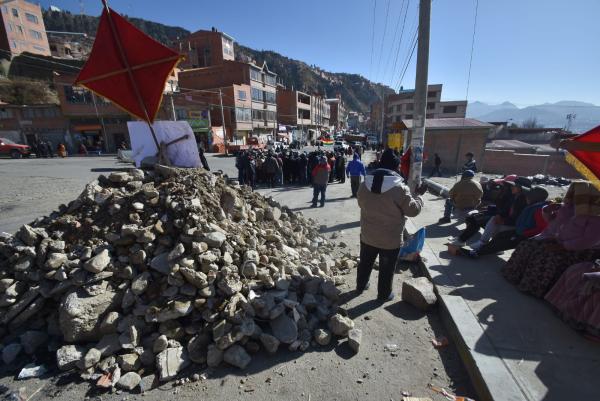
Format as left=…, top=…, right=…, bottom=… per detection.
left=0, top=153, right=474, bottom=401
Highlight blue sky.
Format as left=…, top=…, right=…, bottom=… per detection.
left=40, top=0, right=600, bottom=106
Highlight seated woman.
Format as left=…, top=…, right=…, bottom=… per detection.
left=545, top=260, right=600, bottom=339
left=448, top=186, right=549, bottom=258
left=502, top=181, right=600, bottom=298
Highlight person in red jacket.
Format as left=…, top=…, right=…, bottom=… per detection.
left=400, top=147, right=411, bottom=180
left=311, top=156, right=331, bottom=207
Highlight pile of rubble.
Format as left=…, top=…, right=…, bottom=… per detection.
left=0, top=166, right=358, bottom=391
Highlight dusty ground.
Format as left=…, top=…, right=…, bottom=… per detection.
left=0, top=152, right=474, bottom=401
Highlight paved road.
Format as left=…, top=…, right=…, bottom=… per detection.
left=0, top=151, right=474, bottom=401
left=0, top=154, right=237, bottom=234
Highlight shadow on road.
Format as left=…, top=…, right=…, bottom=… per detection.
left=319, top=221, right=360, bottom=233
left=90, top=167, right=131, bottom=173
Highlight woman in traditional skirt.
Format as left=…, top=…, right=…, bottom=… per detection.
left=502, top=182, right=600, bottom=298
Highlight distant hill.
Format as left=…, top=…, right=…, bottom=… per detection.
left=468, top=100, right=600, bottom=133
left=235, top=45, right=393, bottom=113
left=41, top=9, right=390, bottom=113
left=42, top=9, right=190, bottom=45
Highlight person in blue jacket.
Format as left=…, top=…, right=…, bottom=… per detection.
left=346, top=152, right=366, bottom=197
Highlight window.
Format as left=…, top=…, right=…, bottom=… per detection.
left=33, top=45, right=47, bottom=52
left=25, top=13, right=38, bottom=24
left=235, top=107, right=251, bottom=122
left=427, top=91, right=437, bottom=98
left=265, top=74, right=276, bottom=86
left=427, top=102, right=435, bottom=110
left=29, top=30, right=42, bottom=40
left=251, top=109, right=264, bottom=120
left=405, top=114, right=413, bottom=119
left=406, top=103, right=414, bottom=111
left=0, top=108, right=13, bottom=119
left=251, top=87, right=262, bottom=102
left=7, top=23, right=12, bottom=32
left=264, top=91, right=276, bottom=104
left=17, top=25, right=23, bottom=35
left=394, top=116, right=401, bottom=122
left=266, top=110, right=276, bottom=121
left=49, top=44, right=57, bottom=52
left=237, top=90, right=246, bottom=100
left=11, top=40, right=17, bottom=49
left=395, top=105, right=401, bottom=112
left=175, top=109, right=187, bottom=120
left=443, top=105, right=458, bottom=114
left=222, top=37, right=233, bottom=57
left=11, top=8, right=18, bottom=18
left=64, top=86, right=94, bottom=104
left=250, top=68, right=261, bottom=82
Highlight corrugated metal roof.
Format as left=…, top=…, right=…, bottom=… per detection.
left=402, top=118, right=494, bottom=129
left=487, top=139, right=536, bottom=150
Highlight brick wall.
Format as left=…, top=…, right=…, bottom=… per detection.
left=482, top=149, right=582, bottom=178
left=422, top=129, right=488, bottom=172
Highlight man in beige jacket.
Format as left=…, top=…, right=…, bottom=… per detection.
left=357, top=149, right=426, bottom=302
left=438, top=169, right=483, bottom=224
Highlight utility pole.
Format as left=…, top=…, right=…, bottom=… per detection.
left=170, top=82, right=176, bottom=121
left=218, top=88, right=228, bottom=155
left=408, top=0, right=431, bottom=191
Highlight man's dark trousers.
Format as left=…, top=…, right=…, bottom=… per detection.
left=356, top=241, right=399, bottom=300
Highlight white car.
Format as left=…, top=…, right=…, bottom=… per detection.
left=334, top=141, right=349, bottom=150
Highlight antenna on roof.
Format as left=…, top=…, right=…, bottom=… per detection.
left=79, top=0, right=84, bottom=15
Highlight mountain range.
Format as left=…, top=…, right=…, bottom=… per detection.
left=467, top=100, right=600, bottom=133
left=41, top=9, right=393, bottom=113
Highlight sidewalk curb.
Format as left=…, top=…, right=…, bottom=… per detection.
left=415, top=240, right=529, bottom=401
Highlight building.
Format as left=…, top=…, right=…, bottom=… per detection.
left=372, top=84, right=467, bottom=134
left=48, top=34, right=93, bottom=60
left=276, top=86, right=330, bottom=143
left=172, top=28, right=235, bottom=69
left=0, top=103, right=69, bottom=149
left=0, top=0, right=50, bottom=58
left=326, top=95, right=347, bottom=131
left=176, top=29, right=278, bottom=142
left=401, top=118, right=494, bottom=173
left=54, top=73, right=131, bottom=153
left=347, top=111, right=366, bottom=132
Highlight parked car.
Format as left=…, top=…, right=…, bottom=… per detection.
left=334, top=140, right=349, bottom=151
left=0, top=137, right=31, bottom=158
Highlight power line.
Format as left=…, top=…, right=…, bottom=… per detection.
left=386, top=0, right=410, bottom=88
left=464, top=0, right=479, bottom=105
left=382, top=0, right=407, bottom=85
left=368, top=0, right=377, bottom=80
left=395, top=29, right=418, bottom=91
left=392, top=7, right=419, bottom=90
left=374, top=0, right=391, bottom=83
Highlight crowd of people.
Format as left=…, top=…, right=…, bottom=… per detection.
left=440, top=169, right=600, bottom=338
left=234, top=145, right=365, bottom=191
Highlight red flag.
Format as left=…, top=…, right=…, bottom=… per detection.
left=75, top=5, right=183, bottom=123
left=566, top=125, right=600, bottom=190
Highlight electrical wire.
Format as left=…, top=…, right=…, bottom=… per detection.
left=395, top=28, right=418, bottom=91
left=374, top=0, right=391, bottom=83
left=385, top=0, right=410, bottom=87
left=368, top=0, right=377, bottom=80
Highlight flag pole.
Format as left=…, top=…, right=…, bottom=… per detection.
left=101, top=0, right=161, bottom=151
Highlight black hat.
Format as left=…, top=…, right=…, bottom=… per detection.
left=380, top=149, right=400, bottom=170
left=514, top=176, right=532, bottom=189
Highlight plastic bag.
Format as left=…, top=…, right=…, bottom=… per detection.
left=399, top=228, right=426, bottom=261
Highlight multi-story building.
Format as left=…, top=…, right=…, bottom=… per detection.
left=326, top=95, right=347, bottom=131
left=176, top=29, right=278, bottom=143
left=277, top=87, right=330, bottom=143
left=372, top=84, right=467, bottom=133
left=0, top=0, right=50, bottom=58
left=48, top=34, right=92, bottom=60
left=54, top=73, right=131, bottom=152
left=172, top=28, right=235, bottom=69
left=0, top=103, right=69, bottom=149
